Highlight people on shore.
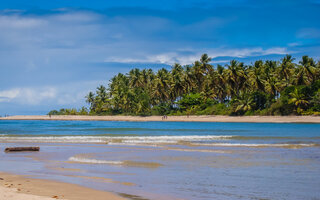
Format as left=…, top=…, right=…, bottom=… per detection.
left=162, top=115, right=168, bottom=120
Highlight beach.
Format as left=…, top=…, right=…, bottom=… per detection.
left=0, top=172, right=124, bottom=200
left=1, top=115, right=320, bottom=123
left=1, top=120, right=320, bottom=199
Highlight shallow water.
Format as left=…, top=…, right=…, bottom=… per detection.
left=0, top=120, right=320, bottom=200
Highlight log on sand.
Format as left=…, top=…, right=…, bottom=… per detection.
left=4, top=147, right=40, bottom=152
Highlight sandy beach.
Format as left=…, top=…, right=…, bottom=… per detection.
left=0, top=172, right=124, bottom=200
left=0, top=115, right=319, bottom=123
left=1, top=119, right=320, bottom=199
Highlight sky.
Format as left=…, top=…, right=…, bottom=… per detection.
left=0, top=0, right=320, bottom=115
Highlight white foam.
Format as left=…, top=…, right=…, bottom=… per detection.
left=0, top=135, right=232, bottom=144
left=192, top=143, right=317, bottom=147
left=68, top=156, right=123, bottom=165
left=0, top=136, right=106, bottom=143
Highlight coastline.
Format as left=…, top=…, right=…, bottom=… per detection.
left=0, top=172, right=124, bottom=200
left=1, top=115, right=320, bottom=123
left=1, top=121, right=320, bottom=199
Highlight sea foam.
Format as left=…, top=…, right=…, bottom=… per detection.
left=68, top=156, right=123, bottom=165
left=0, top=135, right=232, bottom=144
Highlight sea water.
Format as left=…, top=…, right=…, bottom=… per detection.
left=0, top=120, right=320, bottom=200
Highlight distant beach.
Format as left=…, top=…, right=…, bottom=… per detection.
left=1, top=115, right=320, bottom=123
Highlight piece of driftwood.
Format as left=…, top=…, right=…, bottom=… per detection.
left=4, top=147, right=40, bottom=152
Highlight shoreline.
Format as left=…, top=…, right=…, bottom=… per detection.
left=0, top=115, right=320, bottom=123
left=0, top=172, right=124, bottom=200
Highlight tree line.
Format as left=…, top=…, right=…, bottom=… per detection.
left=49, top=54, right=320, bottom=116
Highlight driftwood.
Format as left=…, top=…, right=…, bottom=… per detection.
left=4, top=147, right=40, bottom=152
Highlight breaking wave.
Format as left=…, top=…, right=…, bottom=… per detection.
left=68, top=157, right=123, bottom=165
left=0, top=135, right=233, bottom=144
left=192, top=143, right=319, bottom=148
left=1, top=134, right=318, bottom=149
left=68, top=156, right=163, bottom=168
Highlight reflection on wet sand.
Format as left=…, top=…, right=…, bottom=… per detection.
left=50, top=167, right=84, bottom=172
left=63, top=175, right=135, bottom=186
left=118, top=193, right=150, bottom=200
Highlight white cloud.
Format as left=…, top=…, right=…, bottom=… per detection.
left=297, top=28, right=320, bottom=39
left=0, top=88, right=20, bottom=102
left=0, top=87, right=57, bottom=105
left=104, top=47, right=289, bottom=65
left=0, top=15, right=45, bottom=28
left=0, top=80, right=104, bottom=111
left=0, top=10, right=292, bottom=71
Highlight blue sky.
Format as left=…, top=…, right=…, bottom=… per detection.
left=0, top=0, right=320, bottom=115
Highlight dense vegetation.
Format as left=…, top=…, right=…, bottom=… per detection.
left=49, top=54, right=320, bottom=116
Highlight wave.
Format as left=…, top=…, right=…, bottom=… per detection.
left=1, top=135, right=318, bottom=149
left=191, top=143, right=319, bottom=148
left=68, top=157, right=123, bottom=165
left=68, top=156, right=163, bottom=168
left=0, top=135, right=233, bottom=144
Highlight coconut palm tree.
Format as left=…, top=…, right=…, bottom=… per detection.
left=193, top=61, right=205, bottom=92
left=234, top=93, right=254, bottom=113
left=225, top=60, right=246, bottom=97
left=170, top=63, right=185, bottom=101
left=215, top=65, right=227, bottom=103
left=248, top=61, right=265, bottom=92
left=200, top=53, right=212, bottom=75
left=184, top=65, right=196, bottom=93
left=297, top=55, right=316, bottom=85
left=82, top=54, right=320, bottom=116
left=153, top=68, right=171, bottom=104
left=85, top=91, right=95, bottom=110
left=288, top=88, right=309, bottom=114
left=128, top=68, right=142, bottom=88
left=279, top=55, right=295, bottom=86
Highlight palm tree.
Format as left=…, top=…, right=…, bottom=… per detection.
left=96, top=85, right=108, bottom=102
left=215, top=65, right=227, bottom=103
left=82, top=54, right=319, bottom=116
left=170, top=63, right=185, bottom=101
left=225, top=60, right=246, bottom=97
left=128, top=68, right=143, bottom=88
left=183, top=65, right=196, bottom=93
left=200, top=53, right=212, bottom=75
left=297, top=55, right=316, bottom=85
left=153, top=68, right=171, bottom=104
left=234, top=93, right=254, bottom=113
left=279, top=55, right=295, bottom=86
left=193, top=61, right=205, bottom=92
left=248, top=61, right=265, bottom=92
left=288, top=88, right=309, bottom=114
left=85, top=91, right=95, bottom=110
left=263, top=60, right=277, bottom=79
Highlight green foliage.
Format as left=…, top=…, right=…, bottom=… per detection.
left=311, top=89, right=320, bottom=111
left=47, top=110, right=59, bottom=115
left=178, top=93, right=203, bottom=111
left=151, top=103, right=172, bottom=115
left=47, top=107, right=89, bottom=115
left=52, top=54, right=320, bottom=116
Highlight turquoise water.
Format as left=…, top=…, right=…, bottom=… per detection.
left=0, top=120, right=320, bottom=199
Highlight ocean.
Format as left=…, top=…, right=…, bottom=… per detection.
left=0, top=120, right=320, bottom=200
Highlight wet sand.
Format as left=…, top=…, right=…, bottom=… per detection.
left=0, top=172, right=124, bottom=200
left=1, top=115, right=320, bottom=123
